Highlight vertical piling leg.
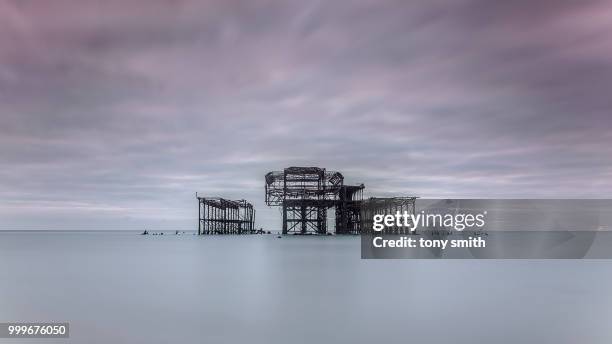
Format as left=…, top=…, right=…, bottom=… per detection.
left=301, top=205, right=307, bottom=234
left=198, top=198, right=201, bottom=235
left=282, top=203, right=288, bottom=235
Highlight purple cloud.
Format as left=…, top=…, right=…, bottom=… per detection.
left=1, top=0, right=611, bottom=230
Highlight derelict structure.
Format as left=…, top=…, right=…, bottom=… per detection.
left=264, top=167, right=364, bottom=234
left=197, top=196, right=255, bottom=235
left=196, top=166, right=416, bottom=235
left=265, top=166, right=416, bottom=235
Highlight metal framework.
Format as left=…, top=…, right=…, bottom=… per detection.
left=360, top=197, right=417, bottom=234
left=197, top=196, right=255, bottom=235
left=265, top=167, right=342, bottom=234
left=335, top=184, right=365, bottom=234
left=265, top=167, right=365, bottom=235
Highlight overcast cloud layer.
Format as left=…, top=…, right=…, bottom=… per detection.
left=1, top=0, right=611, bottom=230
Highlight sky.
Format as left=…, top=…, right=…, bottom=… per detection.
left=1, top=0, right=611, bottom=230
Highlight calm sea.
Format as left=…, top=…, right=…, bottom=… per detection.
left=1, top=231, right=612, bottom=343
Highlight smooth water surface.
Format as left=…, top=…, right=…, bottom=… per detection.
left=1, top=232, right=612, bottom=343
